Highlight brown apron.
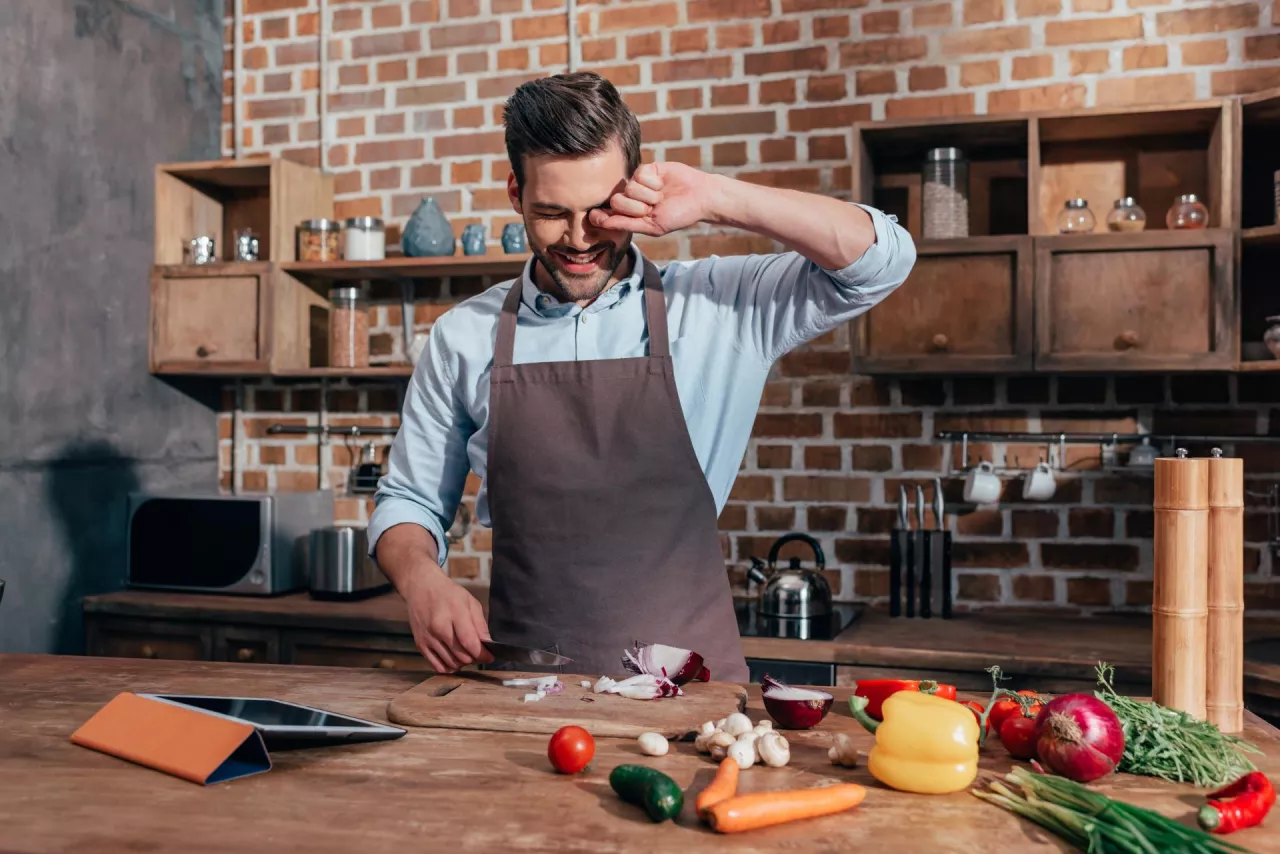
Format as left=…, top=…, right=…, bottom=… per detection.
left=484, top=259, right=748, bottom=682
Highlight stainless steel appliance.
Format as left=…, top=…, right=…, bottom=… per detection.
left=308, top=526, right=391, bottom=600
left=746, top=533, right=833, bottom=618
left=126, top=491, right=333, bottom=595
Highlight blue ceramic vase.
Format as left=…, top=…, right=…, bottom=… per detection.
left=501, top=222, right=527, bottom=253
left=402, top=197, right=455, bottom=257
left=461, top=224, right=487, bottom=256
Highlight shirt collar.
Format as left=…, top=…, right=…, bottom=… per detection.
left=520, top=243, right=646, bottom=317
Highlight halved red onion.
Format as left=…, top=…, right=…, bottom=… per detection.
left=621, top=642, right=710, bottom=686
left=761, top=674, right=834, bottom=729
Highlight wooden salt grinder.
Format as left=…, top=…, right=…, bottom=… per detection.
left=1207, top=448, right=1245, bottom=733
left=1152, top=448, right=1208, bottom=719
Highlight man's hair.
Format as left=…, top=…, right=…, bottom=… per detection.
left=502, top=71, right=641, bottom=190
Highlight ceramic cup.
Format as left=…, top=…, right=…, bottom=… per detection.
left=501, top=222, right=527, bottom=253
left=963, top=461, right=1002, bottom=505
left=1022, top=461, right=1056, bottom=501
left=461, top=224, right=487, bottom=256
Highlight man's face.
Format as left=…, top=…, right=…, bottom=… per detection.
left=508, top=141, right=632, bottom=303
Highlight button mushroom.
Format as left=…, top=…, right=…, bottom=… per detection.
left=828, top=733, right=859, bottom=768
left=727, top=739, right=756, bottom=770
left=708, top=730, right=737, bottom=761
left=637, top=732, right=669, bottom=757
left=757, top=732, right=791, bottom=768
left=723, top=712, right=753, bottom=737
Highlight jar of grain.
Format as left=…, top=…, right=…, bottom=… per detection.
left=1057, top=198, right=1096, bottom=234
left=329, top=285, right=370, bottom=368
left=1106, top=197, right=1147, bottom=232
left=343, top=217, right=386, bottom=261
left=297, top=219, right=340, bottom=262
left=922, top=147, right=969, bottom=239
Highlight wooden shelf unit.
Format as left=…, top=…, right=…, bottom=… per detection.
left=1239, top=87, right=1280, bottom=367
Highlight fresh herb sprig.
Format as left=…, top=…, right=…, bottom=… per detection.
left=974, top=765, right=1256, bottom=854
left=1095, top=663, right=1262, bottom=789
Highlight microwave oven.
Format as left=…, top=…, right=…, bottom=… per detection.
left=126, top=491, right=334, bottom=595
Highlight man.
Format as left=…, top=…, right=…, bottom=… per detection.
left=371, top=71, right=915, bottom=682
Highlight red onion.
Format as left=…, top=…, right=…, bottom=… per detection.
left=1032, top=693, right=1125, bottom=782
left=761, top=674, right=834, bottom=730
left=621, top=642, right=710, bottom=686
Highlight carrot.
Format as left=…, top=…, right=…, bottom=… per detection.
left=706, top=784, right=868, bottom=834
left=695, top=758, right=740, bottom=818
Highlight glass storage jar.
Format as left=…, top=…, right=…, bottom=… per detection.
left=343, top=217, right=386, bottom=261
left=329, top=285, right=370, bottom=368
left=1166, top=194, right=1209, bottom=230
left=921, top=147, right=969, bottom=239
left=1106, top=197, right=1146, bottom=233
left=1057, top=198, right=1096, bottom=234
left=297, top=218, right=341, bottom=261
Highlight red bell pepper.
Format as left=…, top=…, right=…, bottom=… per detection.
left=1198, top=772, right=1275, bottom=834
left=852, top=679, right=958, bottom=721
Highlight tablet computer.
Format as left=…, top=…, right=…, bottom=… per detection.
left=138, top=694, right=406, bottom=750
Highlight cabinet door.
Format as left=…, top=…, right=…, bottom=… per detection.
left=282, top=630, right=433, bottom=672
left=150, top=265, right=271, bottom=373
left=1034, top=230, right=1236, bottom=371
left=853, top=236, right=1033, bottom=373
left=214, top=626, right=281, bottom=664
left=85, top=617, right=213, bottom=661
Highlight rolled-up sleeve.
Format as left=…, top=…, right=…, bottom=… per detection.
left=367, top=319, right=474, bottom=566
left=696, top=203, right=916, bottom=364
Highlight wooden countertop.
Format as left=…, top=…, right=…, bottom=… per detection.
left=84, top=589, right=1280, bottom=691
left=4, top=654, right=1279, bottom=853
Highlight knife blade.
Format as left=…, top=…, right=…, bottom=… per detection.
left=890, top=486, right=908, bottom=618
left=481, top=640, right=573, bottom=667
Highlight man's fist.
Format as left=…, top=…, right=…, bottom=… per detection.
left=588, top=162, right=717, bottom=237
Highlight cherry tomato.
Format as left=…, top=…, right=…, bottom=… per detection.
left=548, top=725, right=595, bottom=774
left=961, top=700, right=985, bottom=725
left=999, top=714, right=1039, bottom=760
left=986, top=698, right=1021, bottom=734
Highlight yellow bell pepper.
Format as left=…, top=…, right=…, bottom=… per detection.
left=849, top=687, right=980, bottom=795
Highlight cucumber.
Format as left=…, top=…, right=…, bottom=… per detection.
left=608, top=764, right=684, bottom=823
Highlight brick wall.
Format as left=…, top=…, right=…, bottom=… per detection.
left=219, top=0, right=1280, bottom=612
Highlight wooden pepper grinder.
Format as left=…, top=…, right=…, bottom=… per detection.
left=1207, top=448, right=1245, bottom=733
left=1152, top=448, right=1208, bottom=719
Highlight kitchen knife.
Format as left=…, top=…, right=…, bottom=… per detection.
left=913, top=485, right=927, bottom=619
left=920, top=485, right=934, bottom=620
left=889, top=486, right=908, bottom=617
left=934, top=477, right=953, bottom=620
left=481, top=640, right=573, bottom=667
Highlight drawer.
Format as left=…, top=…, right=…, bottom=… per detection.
left=282, top=631, right=432, bottom=672
left=150, top=266, right=271, bottom=373
left=85, top=617, right=213, bottom=661
left=214, top=626, right=281, bottom=664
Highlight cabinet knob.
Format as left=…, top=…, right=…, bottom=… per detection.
left=195, top=344, right=219, bottom=358
left=376, top=658, right=396, bottom=670
left=140, top=644, right=157, bottom=659
left=1117, top=330, right=1140, bottom=349
left=930, top=333, right=949, bottom=352
left=235, top=648, right=255, bottom=662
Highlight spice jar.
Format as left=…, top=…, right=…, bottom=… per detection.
left=297, top=219, right=340, bottom=262
left=329, top=285, right=370, bottom=368
left=343, top=217, right=386, bottom=262
left=1057, top=198, right=1096, bottom=234
left=1166, top=194, right=1209, bottom=230
left=921, top=147, right=969, bottom=239
left=1106, top=197, right=1147, bottom=233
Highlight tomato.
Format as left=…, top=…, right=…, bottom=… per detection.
left=548, top=725, right=595, bottom=774
left=961, top=700, right=985, bottom=725
left=999, top=714, right=1039, bottom=760
left=986, top=698, right=1021, bottom=734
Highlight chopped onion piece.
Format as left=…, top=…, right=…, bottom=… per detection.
left=621, top=642, right=710, bottom=686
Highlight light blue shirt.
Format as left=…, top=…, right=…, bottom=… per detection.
left=369, top=204, right=915, bottom=564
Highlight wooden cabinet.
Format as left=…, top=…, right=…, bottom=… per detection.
left=1034, top=230, right=1236, bottom=371
left=214, top=626, right=280, bottom=664
left=150, top=263, right=272, bottom=374
left=86, top=618, right=212, bottom=661
left=853, top=236, right=1032, bottom=373
left=282, top=631, right=431, bottom=672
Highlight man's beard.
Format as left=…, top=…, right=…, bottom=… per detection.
left=529, top=233, right=632, bottom=304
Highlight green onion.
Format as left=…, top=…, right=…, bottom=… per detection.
left=1095, top=663, right=1262, bottom=789
left=974, top=766, right=1257, bottom=854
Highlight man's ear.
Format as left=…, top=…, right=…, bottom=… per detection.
left=507, top=171, right=522, bottom=214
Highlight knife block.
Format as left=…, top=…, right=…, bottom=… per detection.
left=1152, top=454, right=1208, bottom=719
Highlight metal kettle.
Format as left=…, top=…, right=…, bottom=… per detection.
left=747, top=533, right=832, bottom=619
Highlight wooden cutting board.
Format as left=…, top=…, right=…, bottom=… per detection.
left=386, top=671, right=748, bottom=738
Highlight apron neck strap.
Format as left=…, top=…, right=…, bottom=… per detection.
left=494, top=256, right=669, bottom=368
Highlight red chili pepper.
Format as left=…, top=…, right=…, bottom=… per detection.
left=852, top=679, right=958, bottom=721
left=1197, top=772, right=1275, bottom=834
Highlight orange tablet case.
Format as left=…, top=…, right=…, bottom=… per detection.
left=70, top=692, right=271, bottom=784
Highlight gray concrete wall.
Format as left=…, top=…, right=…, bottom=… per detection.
left=0, top=0, right=225, bottom=653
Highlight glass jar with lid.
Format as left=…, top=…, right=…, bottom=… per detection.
left=1106, top=197, right=1147, bottom=233
left=343, top=217, right=386, bottom=261
left=1166, top=194, right=1209, bottom=230
left=921, top=147, right=969, bottom=239
left=297, top=218, right=340, bottom=262
left=329, top=285, right=370, bottom=368
left=1057, top=198, right=1096, bottom=234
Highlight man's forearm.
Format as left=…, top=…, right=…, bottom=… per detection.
left=704, top=173, right=876, bottom=270
left=375, top=523, right=445, bottom=595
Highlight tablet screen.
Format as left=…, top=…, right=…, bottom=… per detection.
left=159, top=696, right=379, bottom=728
